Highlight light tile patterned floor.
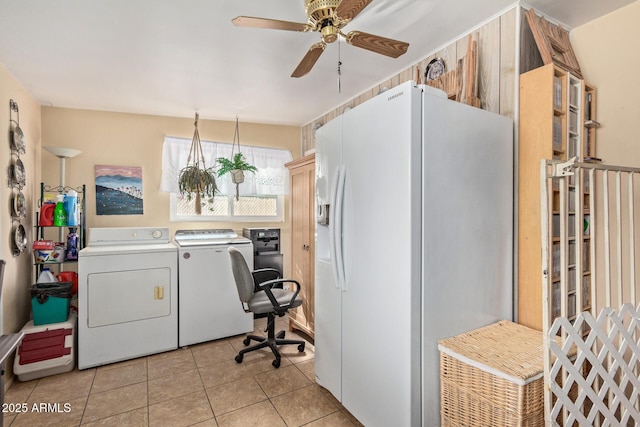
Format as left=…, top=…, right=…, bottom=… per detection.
left=4, top=316, right=363, bottom=427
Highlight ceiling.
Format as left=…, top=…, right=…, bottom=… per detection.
left=0, top=0, right=635, bottom=126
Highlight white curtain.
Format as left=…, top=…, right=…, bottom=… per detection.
left=160, top=136, right=293, bottom=196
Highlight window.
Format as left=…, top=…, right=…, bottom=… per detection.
left=161, top=136, right=292, bottom=222
left=169, top=193, right=283, bottom=222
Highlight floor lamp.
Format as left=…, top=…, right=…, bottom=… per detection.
left=42, top=146, right=82, bottom=246
left=43, top=146, right=81, bottom=190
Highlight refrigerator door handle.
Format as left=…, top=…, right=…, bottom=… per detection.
left=335, top=165, right=347, bottom=291
left=328, top=165, right=341, bottom=289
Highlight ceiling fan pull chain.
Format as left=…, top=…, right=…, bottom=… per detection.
left=337, top=38, right=342, bottom=93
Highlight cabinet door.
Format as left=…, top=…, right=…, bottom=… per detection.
left=304, top=164, right=315, bottom=332
left=288, top=157, right=315, bottom=337
left=290, top=165, right=310, bottom=326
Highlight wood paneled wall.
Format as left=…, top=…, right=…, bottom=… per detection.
left=300, top=7, right=517, bottom=154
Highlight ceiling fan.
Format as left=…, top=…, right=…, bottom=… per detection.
left=232, top=0, right=410, bottom=78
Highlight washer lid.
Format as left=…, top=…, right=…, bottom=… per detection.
left=174, top=229, right=251, bottom=247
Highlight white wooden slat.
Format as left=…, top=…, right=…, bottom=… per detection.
left=589, top=168, right=597, bottom=314
left=541, top=161, right=553, bottom=425
left=629, top=174, right=636, bottom=305
left=560, top=179, right=568, bottom=320
left=615, top=171, right=623, bottom=308
left=603, top=171, right=611, bottom=308
left=575, top=168, right=583, bottom=318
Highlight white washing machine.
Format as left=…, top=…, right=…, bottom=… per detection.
left=78, top=227, right=178, bottom=369
left=174, top=229, right=254, bottom=347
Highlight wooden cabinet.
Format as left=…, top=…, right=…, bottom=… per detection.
left=286, top=154, right=315, bottom=339
left=518, top=64, right=599, bottom=330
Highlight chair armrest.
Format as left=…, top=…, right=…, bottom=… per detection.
left=257, top=279, right=301, bottom=312
left=251, top=268, right=282, bottom=287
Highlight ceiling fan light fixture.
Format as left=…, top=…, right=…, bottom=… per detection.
left=321, top=24, right=339, bottom=43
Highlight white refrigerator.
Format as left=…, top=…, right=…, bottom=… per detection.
left=314, top=80, right=513, bottom=427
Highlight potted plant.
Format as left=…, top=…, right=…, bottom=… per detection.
left=217, top=152, right=257, bottom=200
left=178, top=164, right=218, bottom=213
left=178, top=113, right=218, bottom=214
left=216, top=116, right=258, bottom=200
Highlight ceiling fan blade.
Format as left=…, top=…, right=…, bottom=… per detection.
left=232, top=16, right=311, bottom=32
left=335, top=0, right=373, bottom=22
left=291, top=42, right=327, bottom=78
left=345, top=31, right=409, bottom=58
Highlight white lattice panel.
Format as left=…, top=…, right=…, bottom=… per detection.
left=548, top=304, right=640, bottom=426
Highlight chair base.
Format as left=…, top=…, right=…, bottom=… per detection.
left=235, top=313, right=305, bottom=368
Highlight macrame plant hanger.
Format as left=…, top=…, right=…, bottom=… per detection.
left=230, top=115, right=245, bottom=200
left=186, top=113, right=205, bottom=170
left=179, top=112, right=217, bottom=215
left=187, top=113, right=205, bottom=214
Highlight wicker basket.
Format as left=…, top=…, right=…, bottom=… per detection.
left=438, top=321, right=549, bottom=427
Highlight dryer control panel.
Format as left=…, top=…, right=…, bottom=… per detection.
left=88, top=227, right=170, bottom=246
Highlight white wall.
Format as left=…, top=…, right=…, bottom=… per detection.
left=571, top=0, right=640, bottom=167
left=0, top=63, right=42, bottom=381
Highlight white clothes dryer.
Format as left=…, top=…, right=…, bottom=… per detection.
left=78, top=227, right=178, bottom=369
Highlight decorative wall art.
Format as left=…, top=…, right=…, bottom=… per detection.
left=9, top=99, right=27, bottom=257
left=95, top=165, right=143, bottom=215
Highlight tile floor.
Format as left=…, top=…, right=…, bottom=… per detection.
left=3, top=316, right=363, bottom=427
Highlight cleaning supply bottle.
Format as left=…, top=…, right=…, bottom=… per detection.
left=53, top=194, right=67, bottom=226
left=66, top=228, right=79, bottom=261
left=65, top=190, right=79, bottom=226
left=39, top=202, right=56, bottom=226
left=37, top=268, right=57, bottom=283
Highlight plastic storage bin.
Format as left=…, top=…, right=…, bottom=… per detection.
left=31, top=281, right=72, bottom=326
left=13, top=312, right=76, bottom=381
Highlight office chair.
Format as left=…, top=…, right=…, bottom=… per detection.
left=228, top=247, right=306, bottom=368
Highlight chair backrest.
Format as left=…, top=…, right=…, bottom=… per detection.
left=228, top=247, right=255, bottom=304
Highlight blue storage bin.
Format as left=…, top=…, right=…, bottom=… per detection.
left=30, top=282, right=72, bottom=326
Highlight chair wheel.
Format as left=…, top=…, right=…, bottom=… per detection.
left=272, top=358, right=281, bottom=368
left=243, top=337, right=251, bottom=346
left=277, top=331, right=285, bottom=339
left=235, top=354, right=243, bottom=363
left=298, top=343, right=305, bottom=352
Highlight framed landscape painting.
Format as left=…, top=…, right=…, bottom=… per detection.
left=95, top=165, right=143, bottom=215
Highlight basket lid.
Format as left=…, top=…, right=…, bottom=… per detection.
left=438, top=320, right=553, bottom=385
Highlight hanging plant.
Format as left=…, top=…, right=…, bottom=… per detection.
left=178, top=113, right=218, bottom=214
left=216, top=116, right=258, bottom=201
